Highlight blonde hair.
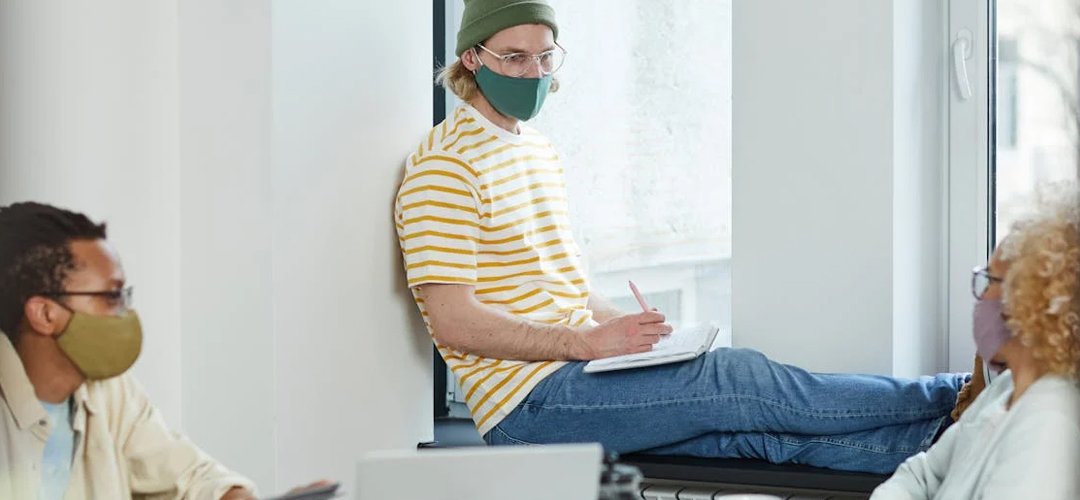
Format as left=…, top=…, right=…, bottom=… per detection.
left=435, top=56, right=560, bottom=103
left=436, top=60, right=482, bottom=102
left=1000, top=182, right=1080, bottom=379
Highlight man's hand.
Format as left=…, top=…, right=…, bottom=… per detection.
left=575, top=311, right=672, bottom=359
left=221, top=487, right=256, bottom=500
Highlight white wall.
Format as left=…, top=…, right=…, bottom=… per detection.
left=270, top=0, right=433, bottom=491
left=733, top=0, right=949, bottom=376
left=0, top=0, right=433, bottom=494
left=0, top=0, right=184, bottom=427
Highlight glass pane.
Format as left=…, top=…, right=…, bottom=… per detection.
left=995, top=1, right=1080, bottom=243
left=528, top=0, right=733, bottom=331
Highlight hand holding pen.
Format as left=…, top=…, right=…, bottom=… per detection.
left=575, top=281, right=672, bottom=359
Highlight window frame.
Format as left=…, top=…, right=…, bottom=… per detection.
left=432, top=0, right=451, bottom=418
left=946, top=0, right=994, bottom=372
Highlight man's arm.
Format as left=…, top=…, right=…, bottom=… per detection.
left=420, top=284, right=672, bottom=361
left=587, top=291, right=627, bottom=324
left=112, top=376, right=257, bottom=499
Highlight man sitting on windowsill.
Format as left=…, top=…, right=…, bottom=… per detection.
left=393, top=0, right=975, bottom=475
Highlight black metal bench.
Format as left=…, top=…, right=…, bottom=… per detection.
left=622, top=454, right=887, bottom=495
left=431, top=418, right=889, bottom=495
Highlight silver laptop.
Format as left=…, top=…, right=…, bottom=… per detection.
left=355, top=444, right=603, bottom=500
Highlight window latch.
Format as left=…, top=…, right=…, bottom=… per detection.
left=952, top=29, right=974, bottom=101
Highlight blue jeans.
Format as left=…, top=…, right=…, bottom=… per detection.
left=483, top=348, right=967, bottom=474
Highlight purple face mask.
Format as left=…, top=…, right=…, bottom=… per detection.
left=973, top=299, right=1012, bottom=362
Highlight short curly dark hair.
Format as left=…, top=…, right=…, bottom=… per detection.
left=0, top=202, right=107, bottom=339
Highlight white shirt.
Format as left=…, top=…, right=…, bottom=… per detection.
left=871, top=371, right=1080, bottom=499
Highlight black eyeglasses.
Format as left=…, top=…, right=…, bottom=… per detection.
left=40, top=286, right=134, bottom=311
left=971, top=266, right=1003, bottom=300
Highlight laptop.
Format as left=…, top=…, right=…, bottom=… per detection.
left=355, top=444, right=603, bottom=500
left=584, top=322, right=721, bottom=373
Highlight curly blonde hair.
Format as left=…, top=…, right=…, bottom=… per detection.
left=1000, top=182, right=1080, bottom=379
left=435, top=56, right=560, bottom=103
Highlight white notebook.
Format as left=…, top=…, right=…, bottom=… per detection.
left=583, top=323, right=720, bottom=373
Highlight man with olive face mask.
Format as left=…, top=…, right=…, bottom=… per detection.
left=0, top=202, right=256, bottom=499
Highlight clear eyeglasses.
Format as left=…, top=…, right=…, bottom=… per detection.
left=475, top=43, right=567, bottom=77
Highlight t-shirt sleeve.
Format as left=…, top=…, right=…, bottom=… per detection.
left=395, top=155, right=482, bottom=287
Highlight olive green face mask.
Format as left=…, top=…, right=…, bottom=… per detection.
left=56, top=310, right=143, bottom=380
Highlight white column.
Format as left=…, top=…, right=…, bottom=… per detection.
left=892, top=0, right=949, bottom=378
left=734, top=0, right=895, bottom=374
left=270, top=0, right=433, bottom=491
left=733, top=0, right=949, bottom=376
left=176, top=0, right=277, bottom=489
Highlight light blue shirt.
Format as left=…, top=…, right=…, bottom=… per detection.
left=39, top=398, right=75, bottom=500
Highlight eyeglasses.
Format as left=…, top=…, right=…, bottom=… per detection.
left=475, top=43, right=567, bottom=77
left=40, top=286, right=135, bottom=313
left=971, top=266, right=1003, bottom=300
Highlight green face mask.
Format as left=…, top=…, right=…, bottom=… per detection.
left=56, top=310, right=143, bottom=380
left=475, top=65, right=553, bottom=121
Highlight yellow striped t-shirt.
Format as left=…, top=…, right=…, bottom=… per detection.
left=395, top=104, right=595, bottom=435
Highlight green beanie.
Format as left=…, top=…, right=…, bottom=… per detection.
left=455, top=0, right=559, bottom=56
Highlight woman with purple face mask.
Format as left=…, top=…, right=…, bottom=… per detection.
left=872, top=184, right=1080, bottom=499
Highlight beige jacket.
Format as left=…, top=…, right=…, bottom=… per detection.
left=0, top=335, right=254, bottom=499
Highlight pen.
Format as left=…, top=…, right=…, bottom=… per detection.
left=628, top=280, right=651, bottom=312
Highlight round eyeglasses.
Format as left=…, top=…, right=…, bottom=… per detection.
left=971, top=266, right=1003, bottom=300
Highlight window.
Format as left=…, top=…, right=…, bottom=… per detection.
left=949, top=0, right=1080, bottom=371
left=437, top=0, right=732, bottom=415
left=995, top=0, right=1080, bottom=241
left=527, top=0, right=733, bottom=330
left=997, top=38, right=1018, bottom=151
